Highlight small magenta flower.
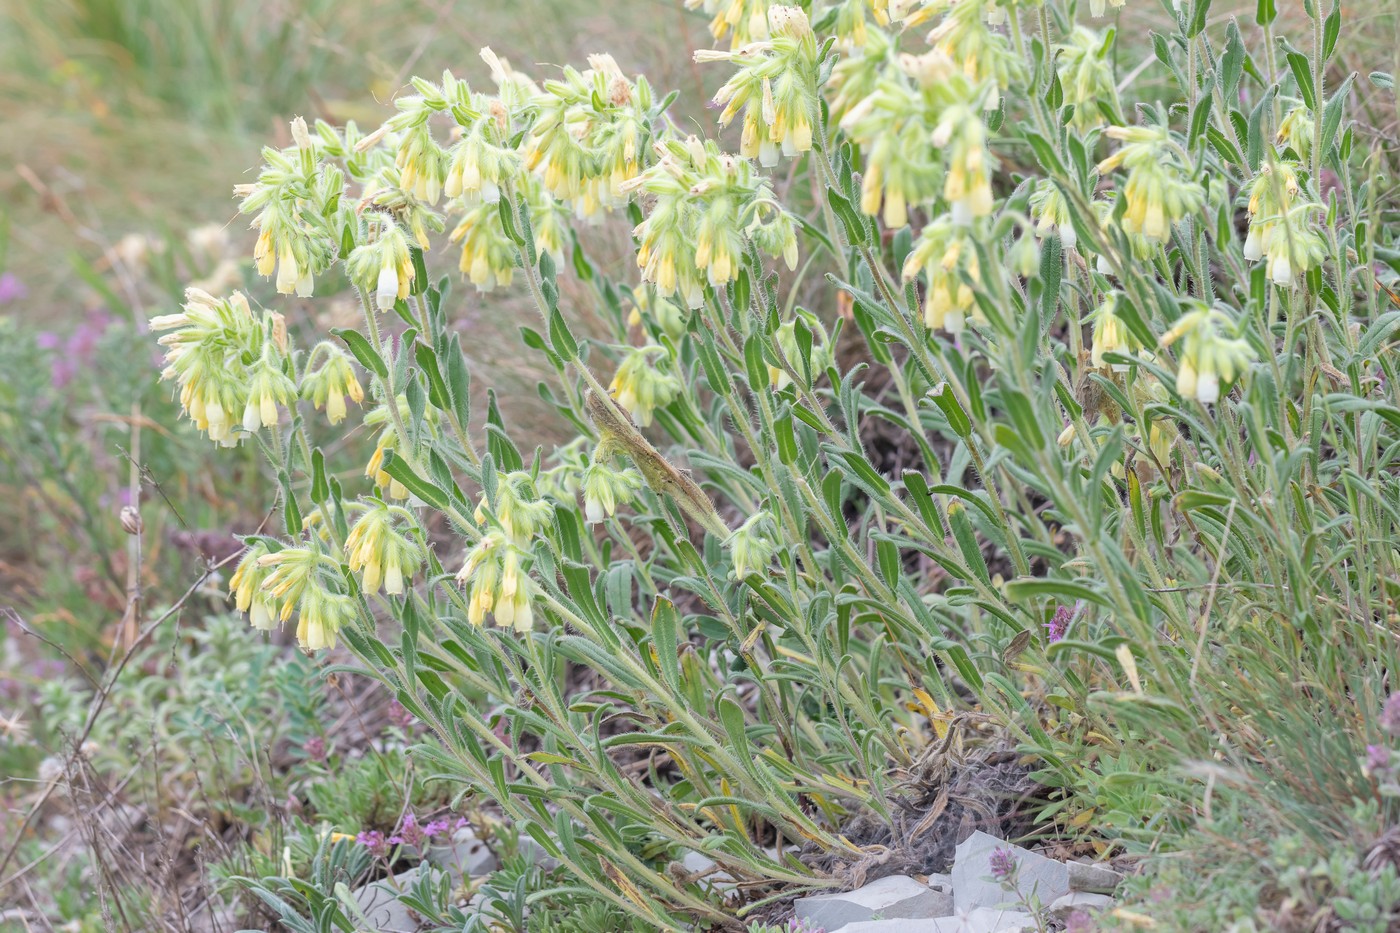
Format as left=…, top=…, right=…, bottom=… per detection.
left=356, top=830, right=390, bottom=858
left=1064, top=909, right=1094, bottom=933
left=386, top=698, right=416, bottom=731
left=1366, top=743, right=1390, bottom=776
left=392, top=813, right=451, bottom=850
left=304, top=735, right=328, bottom=762
left=1380, top=692, right=1400, bottom=737
left=1046, top=605, right=1071, bottom=643
left=988, top=846, right=1018, bottom=884
left=0, top=272, right=27, bottom=305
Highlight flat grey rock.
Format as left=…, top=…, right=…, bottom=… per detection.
left=1049, top=891, right=1114, bottom=919
left=350, top=865, right=446, bottom=932
left=680, top=850, right=737, bottom=895
left=516, top=831, right=561, bottom=871
left=833, top=921, right=948, bottom=933
left=950, top=831, right=1069, bottom=913
left=796, top=875, right=954, bottom=929
left=427, top=827, right=498, bottom=878
left=832, top=909, right=1036, bottom=933
left=1066, top=860, right=1124, bottom=893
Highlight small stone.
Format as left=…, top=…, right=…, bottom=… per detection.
left=427, top=827, right=498, bottom=879
left=924, top=873, right=954, bottom=894
left=1066, top=861, right=1124, bottom=894
left=796, top=875, right=955, bottom=929
left=950, top=831, right=1070, bottom=913
left=1049, top=891, right=1114, bottom=919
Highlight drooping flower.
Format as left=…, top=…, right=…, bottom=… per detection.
left=1089, top=293, right=1138, bottom=372
left=344, top=503, right=425, bottom=596
left=726, top=511, right=780, bottom=579
left=347, top=221, right=415, bottom=312
left=581, top=457, right=645, bottom=524
left=300, top=344, right=365, bottom=425
left=901, top=217, right=983, bottom=334
left=1158, top=305, right=1255, bottom=405
left=609, top=345, right=681, bottom=427
left=230, top=541, right=277, bottom=632
left=694, top=5, right=819, bottom=167
left=1097, top=125, right=1204, bottom=247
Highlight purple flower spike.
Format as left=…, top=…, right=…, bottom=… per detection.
left=1045, top=604, right=1071, bottom=643
left=356, top=830, right=390, bottom=858
left=988, top=846, right=1018, bottom=883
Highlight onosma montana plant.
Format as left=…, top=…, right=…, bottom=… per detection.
left=152, top=0, right=1400, bottom=927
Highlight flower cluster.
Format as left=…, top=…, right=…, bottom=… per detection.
left=582, top=451, right=645, bottom=524
left=457, top=475, right=554, bottom=631
left=1030, top=180, right=1077, bottom=249
left=687, top=0, right=776, bottom=48
left=924, top=0, right=1024, bottom=107
left=347, top=219, right=416, bottom=311
left=230, top=541, right=356, bottom=651
left=236, top=118, right=346, bottom=297
left=1159, top=305, right=1255, bottom=405
left=988, top=846, right=1018, bottom=884
left=842, top=47, right=997, bottom=228
left=344, top=503, right=424, bottom=596
left=1056, top=27, right=1121, bottom=132
left=902, top=217, right=983, bottom=334
left=770, top=308, right=833, bottom=390
left=1097, top=125, right=1204, bottom=248
left=1276, top=99, right=1315, bottom=163
left=610, top=345, right=681, bottom=427
left=727, top=511, right=780, bottom=579
left=695, top=6, right=819, bottom=167
left=1241, top=162, right=1325, bottom=287
left=151, top=290, right=294, bottom=446
left=300, top=342, right=365, bottom=425
left=527, top=54, right=656, bottom=222
left=627, top=135, right=798, bottom=308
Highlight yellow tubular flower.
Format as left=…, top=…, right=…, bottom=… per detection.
left=344, top=504, right=424, bottom=597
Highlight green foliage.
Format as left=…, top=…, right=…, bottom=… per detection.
left=138, top=0, right=1400, bottom=930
